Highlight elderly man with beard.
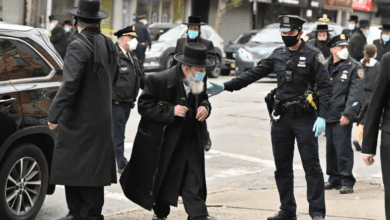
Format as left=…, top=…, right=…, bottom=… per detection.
left=120, top=43, right=220, bottom=220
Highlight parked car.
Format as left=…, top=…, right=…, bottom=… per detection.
left=222, top=30, right=259, bottom=76
left=0, top=23, right=63, bottom=220
left=235, top=22, right=343, bottom=77
left=149, top=23, right=179, bottom=42
left=144, top=24, right=225, bottom=78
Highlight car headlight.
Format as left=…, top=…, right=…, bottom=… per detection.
left=238, top=48, right=254, bottom=60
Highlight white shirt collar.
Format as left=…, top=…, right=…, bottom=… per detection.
left=119, top=44, right=128, bottom=56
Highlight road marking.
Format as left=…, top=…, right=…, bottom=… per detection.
left=56, top=185, right=130, bottom=202
left=207, top=168, right=264, bottom=181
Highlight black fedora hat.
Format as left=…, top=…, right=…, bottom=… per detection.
left=380, top=24, right=390, bottom=31
left=359, top=19, right=370, bottom=28
left=174, top=43, right=214, bottom=67
left=69, top=0, right=109, bottom=20
left=312, top=24, right=333, bottom=32
left=183, top=16, right=206, bottom=26
left=348, top=15, right=359, bottom=22
left=48, top=15, right=57, bottom=22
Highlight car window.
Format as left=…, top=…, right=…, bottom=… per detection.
left=236, top=34, right=255, bottom=44
left=158, top=26, right=185, bottom=41
left=0, top=38, right=51, bottom=80
left=250, top=28, right=283, bottom=43
left=0, top=54, right=7, bottom=81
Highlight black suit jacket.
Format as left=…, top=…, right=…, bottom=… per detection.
left=50, top=24, right=67, bottom=58
left=348, top=29, right=367, bottom=61
left=362, top=52, right=390, bottom=155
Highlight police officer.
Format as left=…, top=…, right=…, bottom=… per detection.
left=134, top=15, right=152, bottom=67
left=341, top=15, right=359, bottom=38
left=207, top=15, right=332, bottom=220
left=324, top=34, right=364, bottom=194
left=374, top=24, right=390, bottom=61
left=348, top=19, right=370, bottom=62
left=49, top=15, right=67, bottom=59
left=307, top=24, right=333, bottom=59
left=112, top=25, right=145, bottom=174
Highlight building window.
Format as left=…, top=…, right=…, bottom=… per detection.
left=136, top=0, right=149, bottom=18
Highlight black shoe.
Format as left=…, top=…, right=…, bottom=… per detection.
left=58, top=214, right=76, bottom=220
left=267, top=210, right=297, bottom=220
left=340, top=186, right=353, bottom=194
left=152, top=214, right=167, bottom=220
left=324, top=182, right=342, bottom=190
left=353, top=140, right=362, bottom=151
left=188, top=216, right=221, bottom=220
left=313, top=215, right=325, bottom=220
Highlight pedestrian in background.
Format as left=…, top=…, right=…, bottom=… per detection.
left=120, top=43, right=219, bottom=220
left=47, top=0, right=118, bottom=219
left=304, top=14, right=331, bottom=42
left=342, top=15, right=359, bottom=38
left=134, top=14, right=152, bottom=67
left=112, top=25, right=144, bottom=174
left=362, top=51, right=390, bottom=220
left=353, top=44, right=380, bottom=151
left=63, top=20, right=75, bottom=57
left=324, top=34, right=364, bottom=194
left=207, top=15, right=333, bottom=220
left=374, top=24, right=390, bottom=62
left=49, top=15, right=67, bottom=59
left=348, top=19, right=370, bottom=62
left=307, top=24, right=333, bottom=59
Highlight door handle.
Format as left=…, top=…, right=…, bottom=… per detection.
left=0, top=97, right=16, bottom=107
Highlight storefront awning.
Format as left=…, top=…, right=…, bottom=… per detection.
left=323, top=0, right=353, bottom=12
left=353, top=0, right=374, bottom=12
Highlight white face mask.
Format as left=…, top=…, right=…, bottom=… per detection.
left=127, top=38, right=138, bottom=51
left=50, top=22, right=56, bottom=31
left=337, top=48, right=349, bottom=60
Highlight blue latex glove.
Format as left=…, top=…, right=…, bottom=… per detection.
left=206, top=81, right=225, bottom=97
left=313, top=117, right=326, bottom=137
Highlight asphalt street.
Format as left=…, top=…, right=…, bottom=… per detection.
left=36, top=74, right=383, bottom=219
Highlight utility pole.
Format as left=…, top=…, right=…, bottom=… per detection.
left=253, top=0, right=258, bottom=29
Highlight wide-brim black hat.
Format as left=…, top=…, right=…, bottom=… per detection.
left=359, top=20, right=370, bottom=28
left=312, top=24, right=333, bottom=32
left=379, top=24, right=390, bottom=31
left=183, top=16, right=207, bottom=26
left=69, top=0, right=109, bottom=20
left=174, top=43, right=214, bottom=67
left=349, top=15, right=359, bottom=22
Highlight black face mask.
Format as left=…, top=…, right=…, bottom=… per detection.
left=282, top=32, right=300, bottom=47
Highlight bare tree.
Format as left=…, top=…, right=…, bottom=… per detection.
left=213, top=0, right=242, bottom=33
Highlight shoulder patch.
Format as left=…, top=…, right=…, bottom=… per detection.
left=315, top=53, right=327, bottom=66
left=357, top=68, right=364, bottom=79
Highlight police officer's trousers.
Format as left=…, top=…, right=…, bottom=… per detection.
left=271, top=111, right=325, bottom=218
left=326, top=121, right=356, bottom=187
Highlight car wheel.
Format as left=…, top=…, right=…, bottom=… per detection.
left=208, top=57, right=221, bottom=78
left=165, top=55, right=174, bottom=70
left=0, top=143, right=49, bottom=220
left=220, top=68, right=231, bottom=76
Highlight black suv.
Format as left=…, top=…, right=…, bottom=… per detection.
left=0, top=23, right=63, bottom=219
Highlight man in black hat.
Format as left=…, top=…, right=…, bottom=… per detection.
left=304, top=14, right=331, bottom=42
left=49, top=15, right=67, bottom=59
left=374, top=24, right=390, bottom=61
left=323, top=34, right=364, bottom=195
left=47, top=0, right=118, bottom=219
left=112, top=25, right=144, bottom=174
left=134, top=14, right=152, bottom=67
left=342, top=15, right=359, bottom=38
left=348, top=19, right=371, bottom=61
left=63, top=20, right=76, bottom=55
left=307, top=24, right=333, bottom=59
left=207, top=15, right=332, bottom=220
left=120, top=43, right=220, bottom=220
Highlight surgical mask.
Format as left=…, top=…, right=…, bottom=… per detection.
left=50, top=23, right=56, bottom=31
left=194, top=71, right=205, bottom=82
left=382, top=35, right=390, bottom=42
left=365, top=30, right=371, bottom=36
left=64, top=27, right=71, bottom=33
left=348, top=24, right=355, bottom=30
left=337, top=48, right=349, bottom=60
left=188, top=31, right=199, bottom=40
left=127, top=38, right=138, bottom=51
left=281, top=32, right=300, bottom=47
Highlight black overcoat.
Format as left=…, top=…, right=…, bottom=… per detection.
left=50, top=24, right=67, bottom=59
left=48, top=27, right=118, bottom=186
left=359, top=58, right=380, bottom=124
left=120, top=64, right=211, bottom=210
left=348, top=29, right=367, bottom=62
left=374, top=39, right=390, bottom=62
left=307, top=39, right=331, bottom=59
left=362, top=52, right=390, bottom=155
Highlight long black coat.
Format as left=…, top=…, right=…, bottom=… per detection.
left=348, top=29, right=367, bottom=62
left=374, top=39, right=390, bottom=62
left=362, top=52, right=390, bottom=155
left=48, top=27, right=118, bottom=186
left=120, top=64, right=211, bottom=210
left=50, top=24, right=67, bottom=59
left=307, top=38, right=331, bottom=59
left=342, top=28, right=357, bottom=39
left=359, top=58, right=380, bottom=124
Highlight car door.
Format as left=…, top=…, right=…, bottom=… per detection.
left=1, top=37, right=60, bottom=126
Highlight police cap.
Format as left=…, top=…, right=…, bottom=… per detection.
left=278, top=15, right=307, bottom=32
left=136, top=15, right=147, bottom=20
left=326, top=34, right=349, bottom=48
left=114, top=25, right=138, bottom=38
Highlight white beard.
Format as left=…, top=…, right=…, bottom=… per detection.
left=184, top=76, right=204, bottom=95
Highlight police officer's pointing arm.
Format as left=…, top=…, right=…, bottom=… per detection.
left=342, top=67, right=364, bottom=120
left=313, top=53, right=332, bottom=119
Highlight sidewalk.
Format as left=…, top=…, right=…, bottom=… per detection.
left=105, top=179, right=385, bottom=220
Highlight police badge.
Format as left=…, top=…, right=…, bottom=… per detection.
left=283, top=17, right=289, bottom=24
left=315, top=53, right=327, bottom=66
left=357, top=68, right=364, bottom=79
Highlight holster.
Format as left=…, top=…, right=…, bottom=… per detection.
left=264, top=88, right=277, bottom=119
